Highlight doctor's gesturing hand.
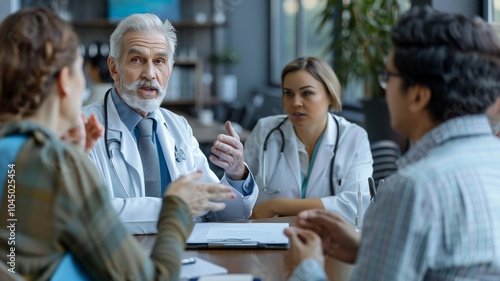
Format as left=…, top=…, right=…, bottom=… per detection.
left=165, top=171, right=236, bottom=217
left=209, top=121, right=248, bottom=180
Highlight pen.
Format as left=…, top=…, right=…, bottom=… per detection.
left=368, top=177, right=376, bottom=202
left=355, top=183, right=362, bottom=232
left=181, top=257, right=196, bottom=265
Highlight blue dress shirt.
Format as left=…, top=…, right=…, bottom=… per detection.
left=111, top=89, right=171, bottom=195
left=111, top=88, right=253, bottom=196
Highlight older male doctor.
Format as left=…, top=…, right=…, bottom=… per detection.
left=83, top=13, right=258, bottom=234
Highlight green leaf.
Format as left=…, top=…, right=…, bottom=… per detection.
left=319, top=0, right=401, bottom=97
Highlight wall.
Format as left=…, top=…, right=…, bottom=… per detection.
left=0, top=0, right=20, bottom=23
left=411, top=0, right=484, bottom=18
left=225, top=0, right=270, bottom=104
left=225, top=0, right=484, bottom=105
left=433, top=0, right=482, bottom=18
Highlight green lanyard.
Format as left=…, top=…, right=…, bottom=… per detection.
left=300, top=131, right=325, bottom=198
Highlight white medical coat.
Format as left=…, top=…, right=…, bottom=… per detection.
left=82, top=92, right=258, bottom=234
left=244, top=114, right=372, bottom=225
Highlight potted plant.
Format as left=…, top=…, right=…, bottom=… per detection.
left=319, top=0, right=408, bottom=151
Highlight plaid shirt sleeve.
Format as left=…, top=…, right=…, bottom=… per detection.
left=0, top=128, right=193, bottom=281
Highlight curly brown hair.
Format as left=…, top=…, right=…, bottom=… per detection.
left=0, top=7, right=79, bottom=122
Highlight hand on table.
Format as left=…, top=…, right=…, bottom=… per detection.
left=296, top=209, right=360, bottom=264
left=209, top=121, right=247, bottom=180
left=165, top=171, right=235, bottom=217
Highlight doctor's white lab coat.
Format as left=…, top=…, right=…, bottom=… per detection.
left=244, top=114, right=372, bottom=225
left=82, top=92, right=258, bottom=234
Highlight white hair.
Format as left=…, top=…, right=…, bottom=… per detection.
left=109, top=13, right=176, bottom=69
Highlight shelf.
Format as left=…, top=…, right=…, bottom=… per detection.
left=174, top=60, right=202, bottom=66
left=173, top=20, right=223, bottom=28
left=72, top=19, right=223, bottom=29
left=162, top=98, right=197, bottom=106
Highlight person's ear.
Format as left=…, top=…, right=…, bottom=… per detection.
left=407, top=84, right=431, bottom=113
left=108, top=56, right=120, bottom=83
left=56, top=66, right=71, bottom=98
left=494, top=96, right=500, bottom=114
left=328, top=94, right=334, bottom=110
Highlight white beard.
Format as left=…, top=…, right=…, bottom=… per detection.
left=119, top=76, right=168, bottom=114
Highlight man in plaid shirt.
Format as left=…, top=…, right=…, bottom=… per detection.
left=285, top=6, right=500, bottom=281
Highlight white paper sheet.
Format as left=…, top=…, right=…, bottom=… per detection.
left=179, top=257, right=228, bottom=279
left=186, top=223, right=289, bottom=244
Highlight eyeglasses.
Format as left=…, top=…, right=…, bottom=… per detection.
left=378, top=70, right=401, bottom=89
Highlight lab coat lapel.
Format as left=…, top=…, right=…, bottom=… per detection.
left=307, top=114, right=337, bottom=195
left=106, top=94, right=144, bottom=191
left=155, top=112, right=179, bottom=180
left=282, top=120, right=302, bottom=189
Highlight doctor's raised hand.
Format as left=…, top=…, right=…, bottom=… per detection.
left=209, top=121, right=248, bottom=180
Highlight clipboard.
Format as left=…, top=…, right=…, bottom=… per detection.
left=189, top=275, right=261, bottom=281
left=186, top=223, right=290, bottom=249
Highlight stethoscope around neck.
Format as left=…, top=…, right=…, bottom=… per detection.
left=103, top=89, right=186, bottom=198
left=261, top=114, right=340, bottom=196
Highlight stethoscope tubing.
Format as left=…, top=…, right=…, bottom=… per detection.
left=261, top=114, right=340, bottom=196
left=104, top=89, right=131, bottom=198
left=102, top=89, right=186, bottom=198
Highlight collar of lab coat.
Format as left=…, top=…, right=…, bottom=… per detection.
left=307, top=114, right=339, bottom=190
left=281, top=113, right=339, bottom=189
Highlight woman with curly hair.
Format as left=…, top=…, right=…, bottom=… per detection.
left=0, top=7, right=232, bottom=280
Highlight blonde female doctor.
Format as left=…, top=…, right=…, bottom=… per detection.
left=244, top=57, right=373, bottom=225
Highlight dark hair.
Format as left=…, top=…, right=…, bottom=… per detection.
left=0, top=7, right=79, bottom=122
left=390, top=6, right=500, bottom=121
left=281, top=57, right=342, bottom=111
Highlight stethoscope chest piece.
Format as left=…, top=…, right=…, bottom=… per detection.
left=175, top=147, right=186, bottom=162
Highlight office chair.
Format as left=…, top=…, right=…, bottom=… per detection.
left=239, top=89, right=284, bottom=130
left=370, top=140, right=401, bottom=186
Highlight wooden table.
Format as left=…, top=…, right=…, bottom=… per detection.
left=136, top=216, right=353, bottom=281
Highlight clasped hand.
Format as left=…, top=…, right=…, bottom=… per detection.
left=284, top=209, right=361, bottom=278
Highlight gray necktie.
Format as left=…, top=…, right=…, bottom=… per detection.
left=137, top=118, right=161, bottom=197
